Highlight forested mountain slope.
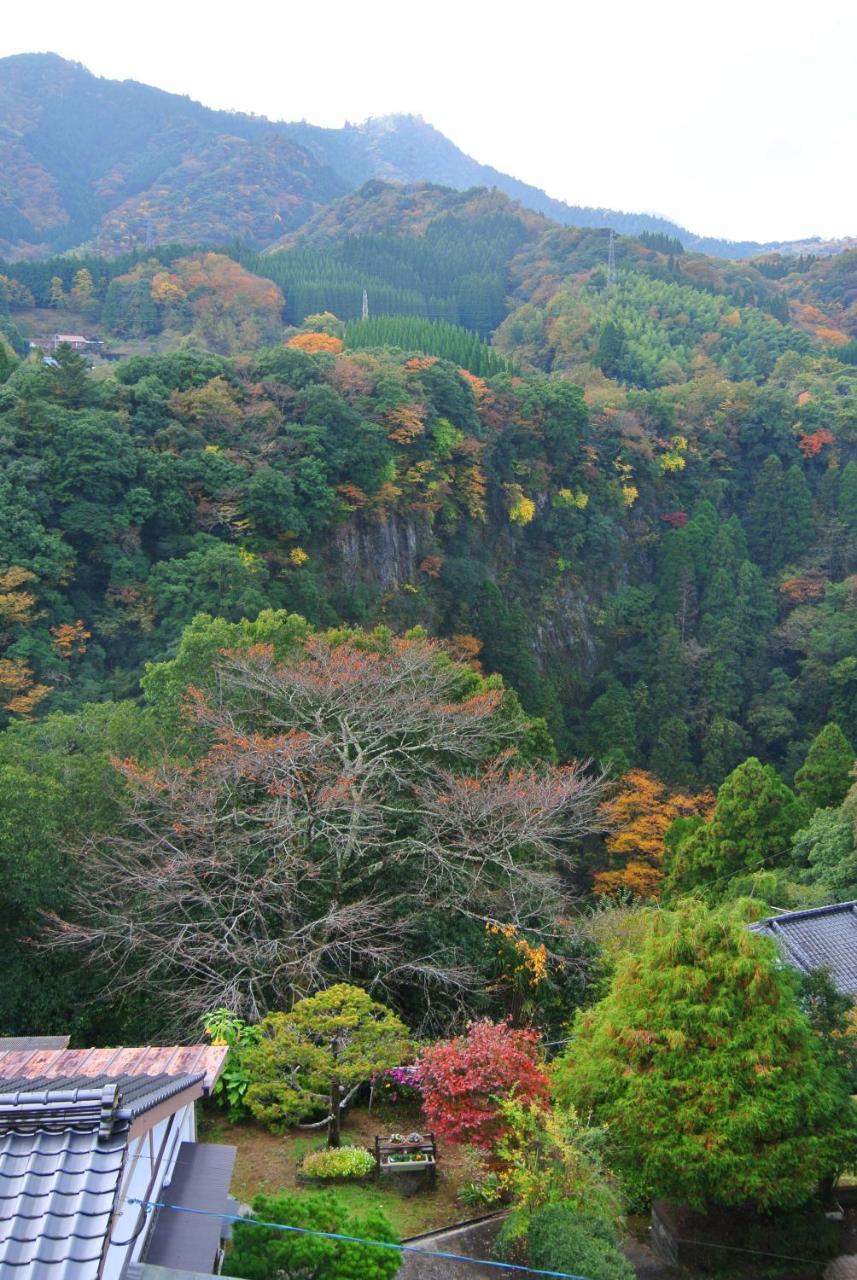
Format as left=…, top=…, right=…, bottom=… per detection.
left=0, top=53, right=347, bottom=257
left=2, top=53, right=854, bottom=260
left=1, top=177, right=857, bottom=795
left=3, top=166, right=857, bottom=1048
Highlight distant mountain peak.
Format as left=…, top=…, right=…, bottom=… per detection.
left=0, top=53, right=853, bottom=261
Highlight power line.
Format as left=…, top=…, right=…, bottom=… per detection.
left=128, top=1198, right=589, bottom=1278
left=127, top=1197, right=831, bottom=1270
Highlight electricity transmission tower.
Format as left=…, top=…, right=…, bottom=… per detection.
left=361, top=289, right=369, bottom=321
left=606, top=229, right=617, bottom=286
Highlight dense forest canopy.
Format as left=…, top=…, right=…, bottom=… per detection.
left=0, top=158, right=856, bottom=1069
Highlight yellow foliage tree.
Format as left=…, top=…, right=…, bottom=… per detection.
left=594, top=769, right=714, bottom=899
left=71, top=268, right=94, bottom=302
left=0, top=567, right=49, bottom=718
left=507, top=484, right=536, bottom=525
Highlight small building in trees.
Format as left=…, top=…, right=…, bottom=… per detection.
left=29, top=334, right=104, bottom=354
left=750, top=900, right=857, bottom=998
left=0, top=1042, right=235, bottom=1278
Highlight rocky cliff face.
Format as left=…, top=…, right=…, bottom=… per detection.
left=332, top=512, right=425, bottom=592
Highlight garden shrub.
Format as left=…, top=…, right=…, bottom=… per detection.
left=301, top=1145, right=375, bottom=1180
left=525, top=1204, right=634, bottom=1280
left=228, top=1190, right=400, bottom=1280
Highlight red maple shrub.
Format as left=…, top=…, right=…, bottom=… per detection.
left=418, top=1020, right=549, bottom=1149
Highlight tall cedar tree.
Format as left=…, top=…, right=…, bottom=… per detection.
left=664, top=757, right=804, bottom=896
left=553, top=904, right=857, bottom=1211
left=794, top=722, right=855, bottom=812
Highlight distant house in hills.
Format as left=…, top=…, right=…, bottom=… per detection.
left=29, top=334, right=104, bottom=354
left=0, top=1040, right=236, bottom=1278
left=750, top=900, right=857, bottom=998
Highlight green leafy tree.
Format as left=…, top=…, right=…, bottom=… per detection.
left=699, top=716, right=750, bottom=786
left=792, top=807, right=857, bottom=901
left=838, top=460, right=857, bottom=530
left=228, top=1190, right=400, bottom=1280
left=244, top=984, right=411, bottom=1146
left=595, top=320, right=626, bottom=380
left=746, top=454, right=786, bottom=573
left=780, top=463, right=816, bottom=564
left=49, top=343, right=90, bottom=408
left=794, top=722, right=855, bottom=812
left=525, top=1207, right=634, bottom=1280
left=587, top=681, right=637, bottom=769
left=665, top=757, right=804, bottom=895
left=553, top=903, right=857, bottom=1211
left=0, top=700, right=157, bottom=1040
left=650, top=716, right=694, bottom=788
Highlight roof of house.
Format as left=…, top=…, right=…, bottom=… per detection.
left=1, top=1111, right=127, bottom=1275
left=0, top=1048, right=229, bottom=1277
left=0, top=1045, right=228, bottom=1095
left=142, top=1141, right=237, bottom=1273
left=750, top=900, right=857, bottom=996
left=0, top=1037, right=70, bottom=1052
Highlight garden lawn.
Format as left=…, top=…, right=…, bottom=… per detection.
left=198, top=1104, right=474, bottom=1238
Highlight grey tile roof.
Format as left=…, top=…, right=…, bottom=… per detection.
left=0, top=1072, right=205, bottom=1123
left=0, top=1037, right=70, bottom=1052
left=750, top=899, right=857, bottom=996
left=0, top=1121, right=128, bottom=1276
left=0, top=1072, right=206, bottom=1277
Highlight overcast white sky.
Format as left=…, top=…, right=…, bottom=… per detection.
left=4, top=0, right=855, bottom=242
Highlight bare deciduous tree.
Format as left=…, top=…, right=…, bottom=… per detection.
left=48, top=633, right=608, bottom=1031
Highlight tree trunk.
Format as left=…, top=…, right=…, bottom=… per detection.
left=328, top=1078, right=341, bottom=1148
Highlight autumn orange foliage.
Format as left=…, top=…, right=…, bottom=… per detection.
left=594, top=769, right=714, bottom=899
left=286, top=332, right=344, bottom=354
left=779, top=572, right=828, bottom=605
left=797, top=428, right=834, bottom=458
left=50, top=620, right=91, bottom=657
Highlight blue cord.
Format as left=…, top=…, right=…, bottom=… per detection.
left=129, top=1197, right=590, bottom=1278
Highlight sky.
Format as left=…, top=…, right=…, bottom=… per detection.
left=3, top=0, right=856, bottom=243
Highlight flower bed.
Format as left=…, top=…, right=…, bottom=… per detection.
left=299, top=1144, right=376, bottom=1182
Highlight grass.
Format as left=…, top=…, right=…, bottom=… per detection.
left=198, top=1102, right=476, bottom=1238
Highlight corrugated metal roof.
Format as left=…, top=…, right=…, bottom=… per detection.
left=750, top=899, right=857, bottom=995
left=0, top=1045, right=228, bottom=1095
left=143, top=1142, right=236, bottom=1273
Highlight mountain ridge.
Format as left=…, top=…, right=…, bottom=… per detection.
left=1, top=52, right=855, bottom=262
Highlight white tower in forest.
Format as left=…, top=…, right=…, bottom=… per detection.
left=607, top=229, right=617, bottom=286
